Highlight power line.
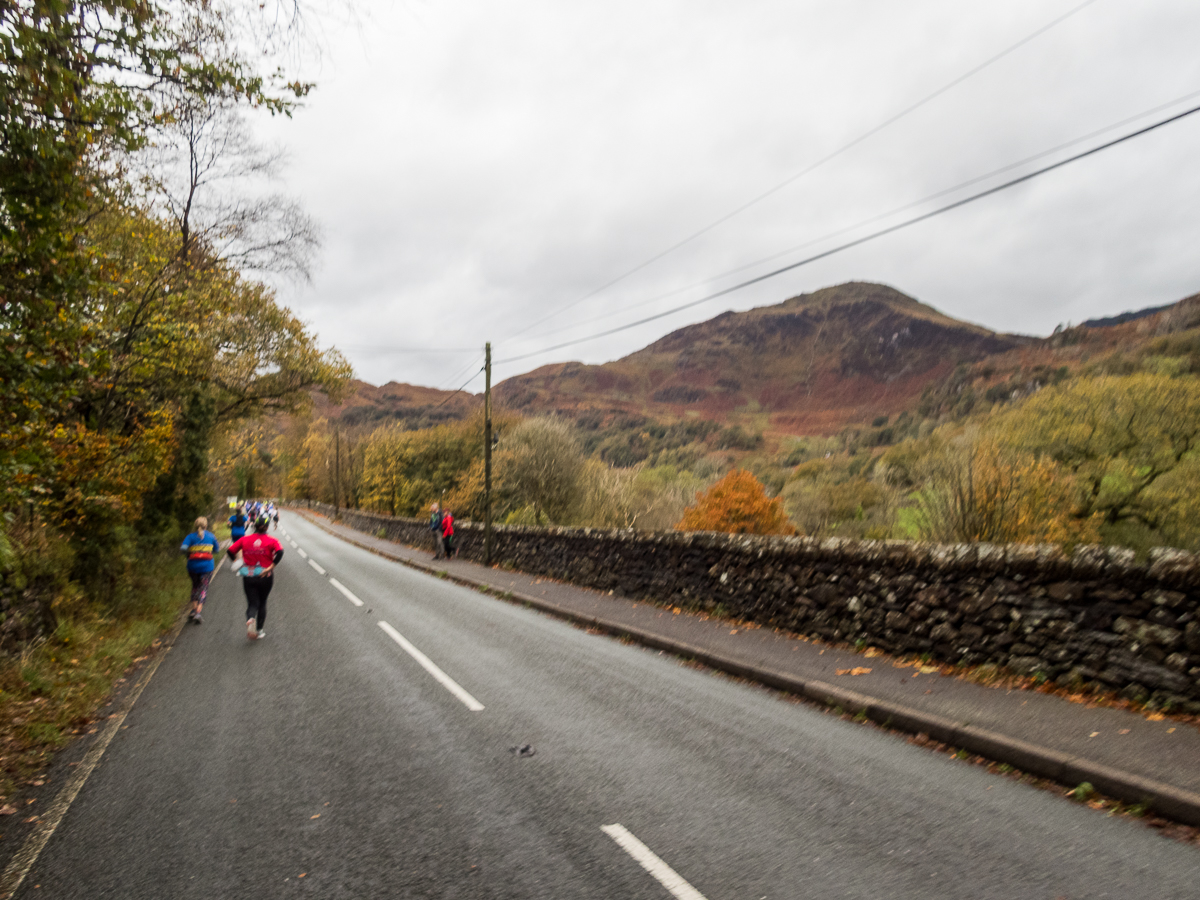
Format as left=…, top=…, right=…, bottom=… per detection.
left=504, top=0, right=1103, bottom=342
left=526, top=88, right=1200, bottom=342
left=497, top=100, right=1200, bottom=366
left=438, top=354, right=485, bottom=392
left=433, top=366, right=485, bottom=409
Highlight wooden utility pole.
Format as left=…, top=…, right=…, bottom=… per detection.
left=333, top=426, right=341, bottom=515
left=484, top=342, right=493, bottom=566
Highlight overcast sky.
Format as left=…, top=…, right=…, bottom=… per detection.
left=252, top=0, right=1200, bottom=391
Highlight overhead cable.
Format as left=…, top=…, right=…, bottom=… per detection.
left=527, top=88, right=1200, bottom=341
left=438, top=354, right=485, bottom=392
left=497, top=100, right=1200, bottom=365
left=504, top=0, right=1103, bottom=341
left=433, top=367, right=485, bottom=408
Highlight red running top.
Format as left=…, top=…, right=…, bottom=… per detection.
left=229, top=533, right=284, bottom=571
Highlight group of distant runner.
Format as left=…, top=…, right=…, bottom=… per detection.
left=180, top=498, right=459, bottom=641
left=428, top=502, right=456, bottom=559
left=178, top=499, right=284, bottom=641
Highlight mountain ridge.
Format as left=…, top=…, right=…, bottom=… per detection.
left=317, top=282, right=1200, bottom=437
left=494, top=282, right=1028, bottom=433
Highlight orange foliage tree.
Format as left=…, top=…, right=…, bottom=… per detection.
left=676, top=469, right=796, bottom=535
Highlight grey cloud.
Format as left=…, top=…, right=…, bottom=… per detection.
left=255, top=0, right=1200, bottom=387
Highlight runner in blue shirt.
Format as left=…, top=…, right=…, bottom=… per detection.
left=180, top=517, right=221, bottom=625
left=228, top=506, right=248, bottom=542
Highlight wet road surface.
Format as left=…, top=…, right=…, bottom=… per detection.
left=16, top=513, right=1199, bottom=899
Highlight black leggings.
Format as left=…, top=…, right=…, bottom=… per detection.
left=243, top=576, right=274, bottom=629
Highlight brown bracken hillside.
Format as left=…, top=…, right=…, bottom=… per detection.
left=494, top=282, right=1027, bottom=434
left=310, top=378, right=480, bottom=429
left=318, top=282, right=1200, bottom=438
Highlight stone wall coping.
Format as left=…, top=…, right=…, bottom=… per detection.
left=303, top=502, right=1200, bottom=588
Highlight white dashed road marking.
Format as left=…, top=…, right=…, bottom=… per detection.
left=377, top=621, right=485, bottom=712
left=289, top=521, right=480, bottom=708
left=328, top=578, right=364, bottom=607
left=601, top=824, right=709, bottom=900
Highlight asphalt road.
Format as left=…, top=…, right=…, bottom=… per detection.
left=15, top=512, right=1200, bottom=898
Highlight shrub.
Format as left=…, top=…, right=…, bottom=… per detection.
left=676, top=470, right=795, bottom=535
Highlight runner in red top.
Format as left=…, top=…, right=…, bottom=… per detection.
left=227, top=515, right=284, bottom=640
left=440, top=508, right=456, bottom=558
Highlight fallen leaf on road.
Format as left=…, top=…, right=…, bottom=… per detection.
left=863, top=648, right=882, bottom=658
left=0, top=805, right=15, bottom=816
left=1168, top=727, right=1176, bottom=733
left=836, top=667, right=872, bottom=676
left=1089, top=731, right=1100, bottom=737
left=310, top=814, right=320, bottom=819
left=729, top=629, right=738, bottom=635
left=1146, top=712, right=1165, bottom=721
left=1118, top=729, right=1130, bottom=734
left=919, top=666, right=939, bottom=674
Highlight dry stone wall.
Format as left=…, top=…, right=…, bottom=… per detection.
left=299, top=501, right=1200, bottom=712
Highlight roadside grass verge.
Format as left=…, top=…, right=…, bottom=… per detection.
left=0, top=551, right=190, bottom=805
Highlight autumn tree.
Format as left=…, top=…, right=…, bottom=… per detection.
left=0, top=1, right=344, bottom=606
left=676, top=469, right=795, bottom=535
left=913, top=434, right=1098, bottom=545
left=607, top=464, right=713, bottom=531
left=0, top=1, right=310, bottom=509
left=781, top=456, right=895, bottom=539
left=996, top=373, right=1200, bottom=537
left=357, top=417, right=486, bottom=516
left=500, top=417, right=588, bottom=525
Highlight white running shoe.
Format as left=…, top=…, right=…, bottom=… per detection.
left=256, top=630, right=265, bottom=640
left=247, top=617, right=257, bottom=640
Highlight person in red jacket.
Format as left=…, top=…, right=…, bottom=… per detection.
left=440, top=508, right=456, bottom=558
left=227, top=514, right=284, bottom=641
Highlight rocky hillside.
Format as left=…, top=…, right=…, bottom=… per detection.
left=495, top=282, right=1027, bottom=434
left=321, top=282, right=1200, bottom=438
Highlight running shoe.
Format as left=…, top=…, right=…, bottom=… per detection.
left=193, top=613, right=202, bottom=625
left=247, top=617, right=257, bottom=640
left=256, top=630, right=266, bottom=640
